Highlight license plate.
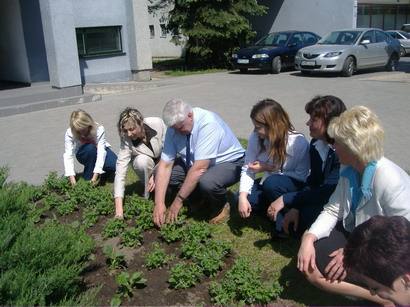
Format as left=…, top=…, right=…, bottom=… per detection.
left=301, top=60, right=316, bottom=66
left=237, top=59, right=249, bottom=64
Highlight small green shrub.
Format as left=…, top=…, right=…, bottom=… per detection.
left=168, top=262, right=202, bottom=289
left=0, top=219, right=94, bottom=306
left=56, top=198, right=78, bottom=215
left=82, top=207, right=100, bottom=228
left=160, top=220, right=185, bottom=243
left=209, top=257, right=282, bottom=305
left=42, top=171, right=70, bottom=194
left=121, top=227, right=143, bottom=247
left=180, top=239, right=203, bottom=259
left=182, top=221, right=211, bottom=242
left=124, top=196, right=154, bottom=230
left=102, top=218, right=126, bottom=239
left=42, top=193, right=61, bottom=209
left=145, top=243, right=173, bottom=270
left=0, top=166, right=8, bottom=188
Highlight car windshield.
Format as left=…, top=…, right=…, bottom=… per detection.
left=399, top=31, right=410, bottom=39
left=255, top=33, right=290, bottom=47
left=318, top=31, right=361, bottom=45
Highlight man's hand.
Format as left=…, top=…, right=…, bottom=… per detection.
left=324, top=248, right=347, bottom=282
left=238, top=194, right=252, bottom=218
left=166, top=199, right=183, bottom=224
left=69, top=175, right=76, bottom=186
left=147, top=175, right=155, bottom=193
left=153, top=204, right=166, bottom=227
left=283, top=208, right=299, bottom=234
left=267, top=196, right=285, bottom=221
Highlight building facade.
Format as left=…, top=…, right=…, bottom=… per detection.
left=1, top=0, right=409, bottom=91
left=0, top=0, right=152, bottom=92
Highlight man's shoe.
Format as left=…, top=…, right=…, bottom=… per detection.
left=209, top=202, right=230, bottom=224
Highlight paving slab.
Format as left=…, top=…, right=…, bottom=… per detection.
left=1, top=58, right=409, bottom=184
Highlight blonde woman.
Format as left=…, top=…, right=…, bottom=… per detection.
left=63, top=110, right=117, bottom=185
left=114, top=108, right=166, bottom=218
left=297, top=106, right=410, bottom=305
left=238, top=99, right=310, bottom=227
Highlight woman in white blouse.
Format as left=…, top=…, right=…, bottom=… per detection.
left=63, top=109, right=117, bottom=185
left=297, top=106, right=410, bottom=305
left=238, top=99, right=310, bottom=225
left=114, top=108, right=166, bottom=218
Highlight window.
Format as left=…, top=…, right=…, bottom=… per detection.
left=76, top=26, right=123, bottom=57
left=375, top=30, right=388, bottom=43
left=289, top=33, right=303, bottom=45
left=362, top=30, right=375, bottom=43
left=160, top=24, right=167, bottom=38
left=303, top=33, right=318, bottom=45
left=149, top=25, right=155, bottom=39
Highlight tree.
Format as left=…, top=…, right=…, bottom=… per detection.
left=149, top=0, right=267, bottom=68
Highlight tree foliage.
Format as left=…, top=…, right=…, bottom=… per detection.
left=149, top=0, right=267, bottom=68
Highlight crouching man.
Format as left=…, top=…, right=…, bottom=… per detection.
left=153, top=98, right=245, bottom=227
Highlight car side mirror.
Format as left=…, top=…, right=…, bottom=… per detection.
left=360, top=39, right=370, bottom=45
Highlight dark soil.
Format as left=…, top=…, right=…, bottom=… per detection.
left=54, top=208, right=234, bottom=306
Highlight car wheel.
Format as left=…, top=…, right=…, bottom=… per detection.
left=239, top=68, right=248, bottom=73
left=386, top=54, right=399, bottom=72
left=341, top=56, right=355, bottom=77
left=271, top=56, right=281, bottom=74
left=400, top=47, right=406, bottom=57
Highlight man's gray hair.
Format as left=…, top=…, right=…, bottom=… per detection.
left=162, top=98, right=193, bottom=126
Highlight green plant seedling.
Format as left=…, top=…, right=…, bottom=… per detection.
left=82, top=207, right=100, bottom=228
left=121, top=227, right=143, bottom=247
left=209, top=257, right=282, bottom=305
left=182, top=221, right=211, bottom=242
left=159, top=220, right=185, bottom=243
left=103, top=245, right=127, bottom=270
left=102, top=218, right=126, bottom=239
left=168, top=262, right=202, bottom=289
left=42, top=171, right=70, bottom=194
left=115, top=271, right=147, bottom=298
left=145, top=242, right=173, bottom=270
left=56, top=199, right=77, bottom=215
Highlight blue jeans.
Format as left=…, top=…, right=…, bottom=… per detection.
left=248, top=174, right=303, bottom=214
left=76, top=144, right=117, bottom=180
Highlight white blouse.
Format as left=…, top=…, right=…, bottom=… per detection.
left=239, top=131, right=310, bottom=194
left=63, top=125, right=111, bottom=177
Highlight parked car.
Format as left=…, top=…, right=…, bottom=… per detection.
left=232, top=31, right=320, bottom=74
left=385, top=30, right=410, bottom=56
left=401, top=24, right=410, bottom=33
left=295, top=28, right=401, bottom=77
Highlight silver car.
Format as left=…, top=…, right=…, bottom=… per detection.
left=295, top=28, right=400, bottom=77
left=386, top=30, right=410, bottom=56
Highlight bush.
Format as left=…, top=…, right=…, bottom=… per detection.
left=209, top=257, right=282, bottom=305
left=0, top=171, right=96, bottom=306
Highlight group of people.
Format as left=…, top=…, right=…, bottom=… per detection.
left=63, top=96, right=410, bottom=306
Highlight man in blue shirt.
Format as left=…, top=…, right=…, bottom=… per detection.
left=153, top=98, right=245, bottom=227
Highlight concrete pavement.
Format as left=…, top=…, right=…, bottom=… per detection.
left=1, top=58, right=410, bottom=184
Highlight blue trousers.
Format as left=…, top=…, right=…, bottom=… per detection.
left=248, top=174, right=303, bottom=214
left=76, top=143, right=117, bottom=180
